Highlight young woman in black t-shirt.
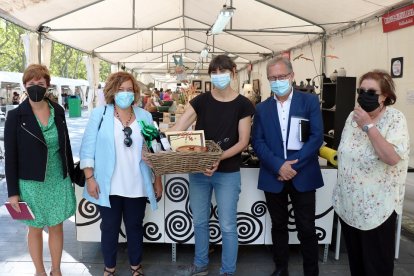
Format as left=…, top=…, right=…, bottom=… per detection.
left=172, top=55, right=255, bottom=276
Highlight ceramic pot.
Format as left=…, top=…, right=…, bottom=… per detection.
left=337, top=67, right=346, bottom=77
left=330, top=70, right=338, bottom=83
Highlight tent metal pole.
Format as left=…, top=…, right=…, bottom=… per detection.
left=182, top=0, right=187, bottom=51
left=151, top=29, right=154, bottom=52
left=50, top=27, right=323, bottom=34
left=321, top=35, right=327, bottom=76
left=38, top=33, right=42, bottom=64
left=132, top=0, right=135, bottom=28
left=254, top=0, right=326, bottom=33
left=226, top=31, right=273, bottom=53
left=320, top=34, right=327, bottom=97
left=185, top=15, right=274, bottom=53
left=96, top=50, right=271, bottom=55
left=93, top=16, right=182, bottom=50
left=39, top=0, right=105, bottom=26
left=122, top=61, right=249, bottom=64
left=97, top=36, right=187, bottom=64
left=96, top=36, right=252, bottom=63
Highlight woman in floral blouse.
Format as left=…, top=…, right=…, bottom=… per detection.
left=333, top=70, right=410, bottom=276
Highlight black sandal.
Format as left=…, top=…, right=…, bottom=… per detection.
left=104, top=267, right=116, bottom=276
left=130, top=264, right=144, bottom=276
left=49, top=267, right=61, bottom=276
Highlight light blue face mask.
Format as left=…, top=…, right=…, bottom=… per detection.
left=115, top=91, right=134, bottom=109
left=211, top=73, right=231, bottom=90
left=270, top=79, right=291, bottom=97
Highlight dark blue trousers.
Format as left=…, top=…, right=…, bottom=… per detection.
left=98, top=195, right=147, bottom=268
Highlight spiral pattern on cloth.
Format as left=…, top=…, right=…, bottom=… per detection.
left=76, top=199, right=101, bottom=226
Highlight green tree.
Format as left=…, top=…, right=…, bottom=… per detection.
left=0, top=19, right=25, bottom=72
left=100, top=60, right=111, bottom=82
left=1, top=18, right=112, bottom=82
left=50, top=42, right=87, bottom=79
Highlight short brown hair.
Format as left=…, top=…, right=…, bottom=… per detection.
left=22, top=64, right=51, bottom=86
left=359, top=70, right=396, bottom=106
left=104, top=71, right=140, bottom=104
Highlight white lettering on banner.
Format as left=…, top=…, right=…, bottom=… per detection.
left=382, top=4, right=414, bottom=32
left=399, top=19, right=413, bottom=26
left=384, top=8, right=414, bottom=24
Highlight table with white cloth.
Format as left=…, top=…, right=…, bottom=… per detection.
left=74, top=167, right=337, bottom=262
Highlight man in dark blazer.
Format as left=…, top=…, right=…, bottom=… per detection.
left=252, top=57, right=324, bottom=276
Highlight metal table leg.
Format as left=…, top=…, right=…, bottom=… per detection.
left=172, top=243, right=177, bottom=262
left=323, top=244, right=329, bottom=263
left=395, top=214, right=402, bottom=259
left=335, top=219, right=341, bottom=260
left=78, top=241, right=83, bottom=260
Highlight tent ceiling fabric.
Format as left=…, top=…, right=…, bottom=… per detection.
left=0, top=0, right=409, bottom=75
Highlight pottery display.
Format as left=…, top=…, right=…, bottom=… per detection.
left=330, top=70, right=338, bottom=83
left=337, top=67, right=346, bottom=77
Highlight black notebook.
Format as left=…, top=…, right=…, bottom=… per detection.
left=299, top=119, right=310, bottom=142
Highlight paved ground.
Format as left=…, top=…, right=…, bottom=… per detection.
left=0, top=110, right=414, bottom=275
left=0, top=201, right=414, bottom=276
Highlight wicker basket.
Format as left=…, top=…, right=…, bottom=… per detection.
left=144, top=140, right=222, bottom=175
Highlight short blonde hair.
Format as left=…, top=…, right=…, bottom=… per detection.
left=104, top=71, right=140, bottom=104
left=22, top=64, right=51, bottom=86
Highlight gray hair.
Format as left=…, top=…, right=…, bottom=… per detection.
left=266, top=57, right=293, bottom=75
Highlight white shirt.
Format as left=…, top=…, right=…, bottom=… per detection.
left=275, top=91, right=293, bottom=159
left=110, top=119, right=146, bottom=197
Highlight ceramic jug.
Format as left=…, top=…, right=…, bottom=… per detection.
left=338, top=67, right=346, bottom=77
left=330, top=70, right=338, bottom=83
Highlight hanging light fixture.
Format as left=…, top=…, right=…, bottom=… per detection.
left=211, top=5, right=235, bottom=35
left=200, top=46, right=209, bottom=58
left=37, top=25, right=51, bottom=33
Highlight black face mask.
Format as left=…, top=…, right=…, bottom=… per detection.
left=357, top=92, right=380, bottom=112
left=27, top=85, right=47, bottom=102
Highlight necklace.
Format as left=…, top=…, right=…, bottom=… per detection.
left=114, top=106, right=133, bottom=129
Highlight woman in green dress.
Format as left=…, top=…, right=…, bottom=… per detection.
left=5, top=64, right=76, bottom=276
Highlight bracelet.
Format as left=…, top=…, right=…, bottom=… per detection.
left=85, top=175, right=94, bottom=180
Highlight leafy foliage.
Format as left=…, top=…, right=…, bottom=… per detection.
left=0, top=18, right=111, bottom=82
left=50, top=42, right=87, bottom=79
left=0, top=20, right=26, bottom=72
left=99, top=60, right=111, bottom=82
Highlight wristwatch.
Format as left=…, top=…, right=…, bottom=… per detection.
left=362, top=123, right=374, bottom=133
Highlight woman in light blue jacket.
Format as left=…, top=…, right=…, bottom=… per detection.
left=80, top=71, right=162, bottom=276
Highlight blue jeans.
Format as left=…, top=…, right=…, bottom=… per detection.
left=189, top=171, right=241, bottom=274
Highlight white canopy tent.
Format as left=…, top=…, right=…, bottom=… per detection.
left=2, top=0, right=414, bottom=221
left=0, top=71, right=89, bottom=105
left=0, top=0, right=410, bottom=82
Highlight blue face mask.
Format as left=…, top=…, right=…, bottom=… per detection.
left=115, top=91, right=134, bottom=109
left=211, top=73, right=231, bottom=90
left=270, top=79, right=291, bottom=97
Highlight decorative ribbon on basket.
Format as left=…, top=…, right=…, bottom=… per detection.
left=139, top=120, right=159, bottom=150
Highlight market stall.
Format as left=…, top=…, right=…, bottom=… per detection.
left=74, top=167, right=337, bottom=261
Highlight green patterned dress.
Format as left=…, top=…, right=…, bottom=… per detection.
left=19, top=105, right=76, bottom=228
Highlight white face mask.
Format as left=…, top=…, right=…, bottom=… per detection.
left=115, top=91, right=134, bottom=109
left=211, top=73, right=231, bottom=90
left=270, top=79, right=291, bottom=96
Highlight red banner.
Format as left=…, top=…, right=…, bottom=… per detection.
left=382, top=4, right=414, bottom=33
